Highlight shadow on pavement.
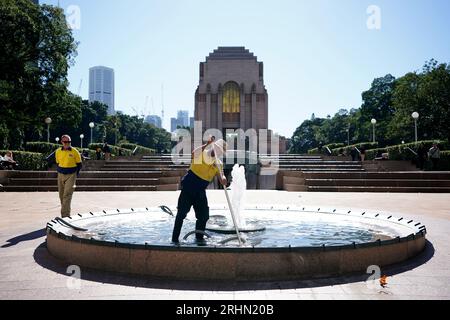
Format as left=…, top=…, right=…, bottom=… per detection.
left=2, top=229, right=46, bottom=248
left=33, top=240, right=435, bottom=292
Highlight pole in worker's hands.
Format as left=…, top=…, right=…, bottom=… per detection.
left=211, top=142, right=243, bottom=247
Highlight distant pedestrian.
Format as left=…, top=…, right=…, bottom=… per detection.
left=2, top=151, right=18, bottom=170
left=428, top=143, right=440, bottom=171
left=318, top=142, right=323, bottom=154
left=55, top=135, right=82, bottom=218
left=350, top=147, right=358, bottom=161
left=416, top=143, right=427, bottom=170
left=360, top=146, right=366, bottom=162
left=102, top=142, right=111, bottom=161
left=96, top=147, right=102, bottom=160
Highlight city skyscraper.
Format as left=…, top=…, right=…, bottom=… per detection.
left=170, top=110, right=191, bottom=132
left=89, top=66, right=115, bottom=115
left=177, top=110, right=189, bottom=127
left=145, top=115, right=162, bottom=128
left=170, top=118, right=178, bottom=133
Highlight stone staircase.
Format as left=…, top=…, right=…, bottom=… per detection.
left=280, top=155, right=450, bottom=193
left=0, top=155, right=188, bottom=192
left=260, top=154, right=365, bottom=172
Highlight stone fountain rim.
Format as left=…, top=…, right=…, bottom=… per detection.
left=46, top=205, right=427, bottom=253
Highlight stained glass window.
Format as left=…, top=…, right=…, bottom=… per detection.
left=223, top=82, right=240, bottom=113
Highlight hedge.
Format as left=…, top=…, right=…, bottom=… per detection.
left=0, top=150, right=46, bottom=171
left=438, top=151, right=450, bottom=170
left=331, top=142, right=379, bottom=156
left=25, top=142, right=61, bottom=156
left=25, top=142, right=96, bottom=159
left=118, top=143, right=156, bottom=155
left=308, top=143, right=346, bottom=155
left=365, top=140, right=449, bottom=161
left=88, top=143, right=133, bottom=156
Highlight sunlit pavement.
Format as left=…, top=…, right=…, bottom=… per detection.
left=1, top=191, right=449, bottom=300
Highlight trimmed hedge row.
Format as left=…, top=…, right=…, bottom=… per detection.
left=118, top=143, right=155, bottom=155
left=25, top=142, right=96, bottom=159
left=308, top=143, right=346, bottom=155
left=0, top=150, right=46, bottom=171
left=365, top=140, right=449, bottom=161
left=25, top=142, right=61, bottom=155
left=88, top=143, right=133, bottom=156
left=331, top=142, right=379, bottom=156
left=439, top=151, right=450, bottom=170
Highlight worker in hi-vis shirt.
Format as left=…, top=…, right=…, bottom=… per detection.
left=171, top=137, right=228, bottom=245
left=55, top=135, right=82, bottom=217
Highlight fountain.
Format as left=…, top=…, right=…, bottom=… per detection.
left=46, top=165, right=427, bottom=281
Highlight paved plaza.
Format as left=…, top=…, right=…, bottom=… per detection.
left=0, top=191, right=449, bottom=300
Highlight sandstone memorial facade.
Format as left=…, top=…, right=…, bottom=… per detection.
left=195, top=47, right=269, bottom=136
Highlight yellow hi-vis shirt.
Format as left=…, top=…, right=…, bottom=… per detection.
left=55, top=147, right=82, bottom=173
left=190, top=150, right=221, bottom=182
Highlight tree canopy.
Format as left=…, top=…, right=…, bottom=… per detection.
left=290, top=60, right=450, bottom=153
left=0, top=0, right=172, bottom=152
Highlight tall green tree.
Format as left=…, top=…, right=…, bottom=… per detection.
left=0, top=0, right=78, bottom=149
left=359, top=74, right=396, bottom=145
left=389, top=60, right=450, bottom=142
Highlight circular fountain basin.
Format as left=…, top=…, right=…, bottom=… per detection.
left=46, top=206, right=427, bottom=281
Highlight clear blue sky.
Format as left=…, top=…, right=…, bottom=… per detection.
left=42, top=0, right=450, bottom=136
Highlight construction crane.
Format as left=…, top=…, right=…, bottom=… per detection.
left=131, top=107, right=139, bottom=117
left=161, top=84, right=165, bottom=125
left=143, top=96, right=149, bottom=118
left=77, top=79, right=83, bottom=96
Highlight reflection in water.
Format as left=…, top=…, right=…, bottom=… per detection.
left=67, top=209, right=405, bottom=248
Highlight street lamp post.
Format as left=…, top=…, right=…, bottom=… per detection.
left=55, top=137, right=60, bottom=144
left=371, top=119, right=377, bottom=143
left=412, top=112, right=419, bottom=144
left=80, top=134, right=85, bottom=149
left=45, top=117, right=52, bottom=143
left=89, top=122, right=95, bottom=145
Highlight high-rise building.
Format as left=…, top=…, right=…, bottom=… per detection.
left=177, top=110, right=189, bottom=127
left=170, top=110, right=192, bottom=132
left=145, top=115, right=162, bottom=128
left=170, top=118, right=178, bottom=133
left=190, top=117, right=195, bottom=129
left=89, top=66, right=115, bottom=115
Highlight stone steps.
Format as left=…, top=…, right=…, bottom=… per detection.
left=307, top=186, right=450, bottom=193
left=5, top=171, right=185, bottom=179
left=301, top=171, right=450, bottom=180
left=306, top=179, right=450, bottom=187
left=1, top=155, right=185, bottom=192
left=8, top=177, right=180, bottom=186
left=1, top=185, right=163, bottom=192
left=282, top=170, right=450, bottom=193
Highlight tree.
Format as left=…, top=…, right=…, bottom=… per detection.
left=389, top=60, right=450, bottom=142
left=359, top=74, right=396, bottom=145
left=290, top=118, right=324, bottom=153
left=0, top=0, right=78, bottom=149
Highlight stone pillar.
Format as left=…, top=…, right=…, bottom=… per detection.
left=251, top=92, right=257, bottom=130
left=206, top=85, right=211, bottom=130
left=240, top=90, right=246, bottom=130
left=217, top=92, right=223, bottom=133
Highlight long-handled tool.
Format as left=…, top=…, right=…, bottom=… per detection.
left=212, top=144, right=243, bottom=247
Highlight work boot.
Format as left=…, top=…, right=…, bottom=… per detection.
left=195, top=238, right=207, bottom=246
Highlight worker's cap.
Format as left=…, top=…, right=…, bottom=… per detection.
left=61, top=135, right=72, bottom=143
left=209, top=139, right=228, bottom=157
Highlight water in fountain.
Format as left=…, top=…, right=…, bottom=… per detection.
left=229, top=164, right=247, bottom=228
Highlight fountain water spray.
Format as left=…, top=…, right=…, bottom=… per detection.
left=229, top=164, right=247, bottom=228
